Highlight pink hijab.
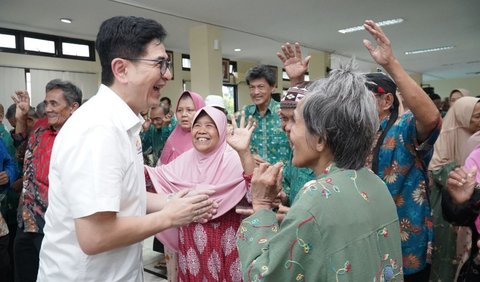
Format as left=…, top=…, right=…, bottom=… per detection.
left=145, top=106, right=248, bottom=251
left=158, top=91, right=205, bottom=165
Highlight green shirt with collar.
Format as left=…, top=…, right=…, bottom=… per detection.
left=242, top=98, right=291, bottom=165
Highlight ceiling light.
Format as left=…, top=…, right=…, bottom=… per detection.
left=338, top=18, right=404, bottom=34
left=234, top=48, right=242, bottom=52
left=60, top=18, right=72, bottom=24
left=405, top=46, right=454, bottom=55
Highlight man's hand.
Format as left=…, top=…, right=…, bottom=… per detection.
left=161, top=189, right=216, bottom=226
left=363, top=20, right=396, bottom=67
left=12, top=90, right=31, bottom=120
left=277, top=42, right=310, bottom=86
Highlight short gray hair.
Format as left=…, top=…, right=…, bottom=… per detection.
left=45, top=79, right=83, bottom=106
left=302, top=60, right=379, bottom=170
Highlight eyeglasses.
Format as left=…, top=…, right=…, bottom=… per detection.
left=123, top=58, right=172, bottom=76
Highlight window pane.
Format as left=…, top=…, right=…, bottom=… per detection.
left=0, top=34, right=16, bottom=48
left=24, top=37, right=55, bottom=53
left=182, top=57, right=191, bottom=69
left=222, top=85, right=235, bottom=115
left=62, top=42, right=90, bottom=57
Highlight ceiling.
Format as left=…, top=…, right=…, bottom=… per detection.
left=1, top=0, right=479, bottom=81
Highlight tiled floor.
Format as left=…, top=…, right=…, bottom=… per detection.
left=143, top=236, right=168, bottom=282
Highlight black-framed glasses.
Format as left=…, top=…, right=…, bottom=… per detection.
left=123, top=58, right=172, bottom=75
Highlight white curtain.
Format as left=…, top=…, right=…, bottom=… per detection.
left=30, top=69, right=99, bottom=106
left=0, top=66, right=26, bottom=119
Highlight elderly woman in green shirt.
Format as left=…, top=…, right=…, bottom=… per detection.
left=237, top=63, right=403, bottom=281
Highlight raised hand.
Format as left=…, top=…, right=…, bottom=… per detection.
left=277, top=42, right=310, bottom=85
left=362, top=20, right=395, bottom=67
left=446, top=166, right=477, bottom=204
left=12, top=90, right=31, bottom=119
left=227, top=111, right=255, bottom=153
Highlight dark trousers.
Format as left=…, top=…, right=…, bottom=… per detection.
left=14, top=228, right=44, bottom=282
left=404, top=263, right=431, bottom=282
left=0, top=234, right=11, bottom=282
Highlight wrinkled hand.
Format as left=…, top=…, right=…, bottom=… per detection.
left=161, top=189, right=216, bottom=227
left=227, top=111, right=255, bottom=153
left=251, top=162, right=283, bottom=212
left=446, top=166, right=477, bottom=204
left=12, top=90, right=30, bottom=119
left=0, top=171, right=9, bottom=185
left=277, top=42, right=310, bottom=83
left=362, top=20, right=395, bottom=67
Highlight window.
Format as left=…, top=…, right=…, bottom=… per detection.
left=62, top=42, right=90, bottom=57
left=0, top=27, right=95, bottom=61
left=24, top=37, right=55, bottom=54
left=0, top=33, right=16, bottom=49
left=182, top=54, right=191, bottom=70
left=222, top=84, right=238, bottom=114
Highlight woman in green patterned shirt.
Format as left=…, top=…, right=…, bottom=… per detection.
left=237, top=62, right=403, bottom=281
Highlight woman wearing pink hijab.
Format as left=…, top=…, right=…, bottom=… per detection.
left=159, top=90, right=206, bottom=165
left=146, top=106, right=255, bottom=281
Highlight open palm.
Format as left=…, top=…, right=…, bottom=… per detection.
left=227, top=111, right=255, bottom=153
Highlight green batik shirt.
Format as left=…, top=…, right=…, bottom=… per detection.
left=237, top=164, right=404, bottom=282
left=140, top=124, right=174, bottom=166
left=242, top=99, right=291, bottom=165
left=282, top=155, right=316, bottom=206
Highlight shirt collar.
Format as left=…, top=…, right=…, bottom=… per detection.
left=254, top=98, right=277, bottom=115
left=100, top=84, right=143, bottom=134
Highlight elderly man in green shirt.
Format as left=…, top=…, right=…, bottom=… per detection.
left=243, top=65, right=291, bottom=166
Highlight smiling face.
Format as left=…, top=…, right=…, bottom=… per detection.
left=176, top=95, right=197, bottom=131
left=191, top=113, right=220, bottom=154
left=44, top=88, right=77, bottom=131
left=124, top=40, right=172, bottom=113
left=248, top=78, right=274, bottom=109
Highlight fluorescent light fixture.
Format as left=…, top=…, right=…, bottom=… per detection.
left=60, top=18, right=72, bottom=24
left=234, top=48, right=242, bottom=52
left=405, top=46, right=454, bottom=55
left=338, top=18, right=404, bottom=34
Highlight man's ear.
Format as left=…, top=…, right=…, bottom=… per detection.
left=111, top=58, right=129, bottom=84
left=383, top=93, right=395, bottom=111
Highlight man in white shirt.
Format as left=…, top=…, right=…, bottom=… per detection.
left=37, top=16, right=216, bottom=281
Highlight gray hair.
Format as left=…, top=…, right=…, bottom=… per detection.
left=45, top=79, right=83, bottom=106
left=302, top=60, right=379, bottom=170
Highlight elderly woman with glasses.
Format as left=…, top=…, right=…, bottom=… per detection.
left=236, top=63, right=403, bottom=281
